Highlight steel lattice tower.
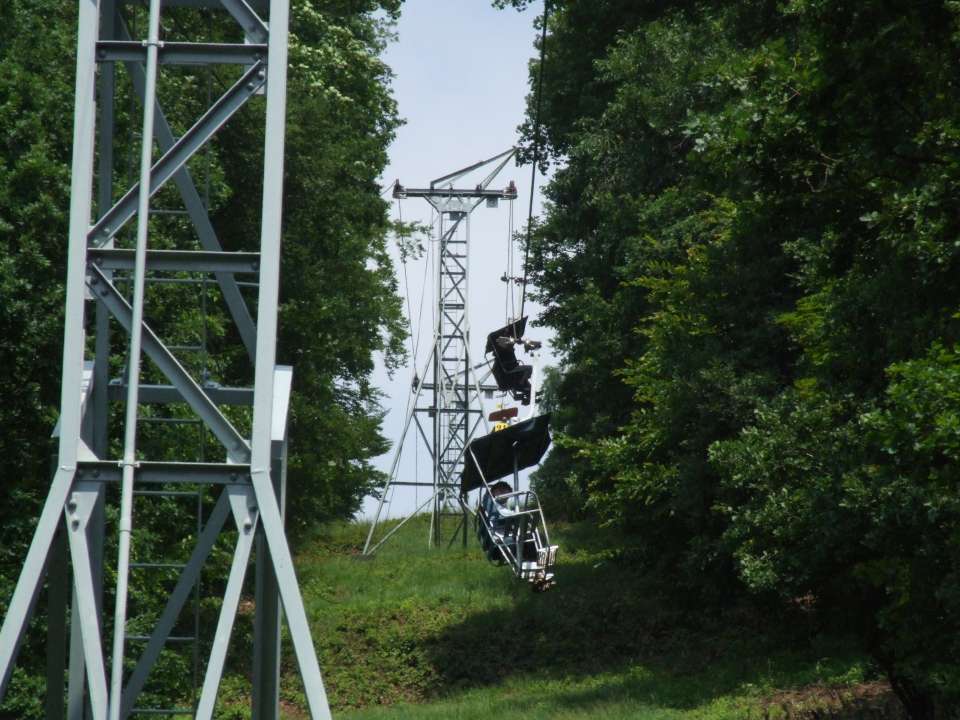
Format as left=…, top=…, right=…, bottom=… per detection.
left=364, top=151, right=517, bottom=554
left=0, top=2, right=331, bottom=718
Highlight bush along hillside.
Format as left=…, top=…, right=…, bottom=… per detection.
left=496, top=1, right=960, bottom=716
left=216, top=516, right=904, bottom=720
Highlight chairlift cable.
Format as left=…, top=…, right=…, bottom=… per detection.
left=519, top=0, right=551, bottom=321
left=505, top=197, right=511, bottom=323
left=396, top=198, right=416, bottom=361
left=392, top=196, right=432, bottom=410
left=413, top=214, right=431, bottom=363
left=509, top=198, right=517, bottom=322
left=429, top=209, right=438, bottom=345
left=392, top=198, right=417, bottom=427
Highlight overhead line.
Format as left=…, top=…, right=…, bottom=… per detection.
left=519, top=0, right=551, bottom=321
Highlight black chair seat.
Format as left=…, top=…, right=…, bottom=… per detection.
left=487, top=318, right=533, bottom=403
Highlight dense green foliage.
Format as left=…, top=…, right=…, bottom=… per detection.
left=0, top=0, right=405, bottom=713
left=505, top=1, right=960, bottom=716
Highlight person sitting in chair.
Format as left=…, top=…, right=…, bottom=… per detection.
left=491, top=335, right=532, bottom=405
left=482, top=480, right=514, bottom=520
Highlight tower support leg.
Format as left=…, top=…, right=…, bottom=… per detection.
left=252, top=443, right=287, bottom=720
left=45, top=527, right=68, bottom=720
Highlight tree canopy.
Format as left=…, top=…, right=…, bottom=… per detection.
left=513, top=1, right=960, bottom=715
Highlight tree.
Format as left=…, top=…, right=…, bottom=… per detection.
left=507, top=0, right=960, bottom=713
left=0, top=0, right=407, bottom=711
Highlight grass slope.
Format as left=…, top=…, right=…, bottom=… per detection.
left=220, top=516, right=890, bottom=719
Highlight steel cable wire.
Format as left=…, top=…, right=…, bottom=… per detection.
left=519, top=0, right=551, bottom=321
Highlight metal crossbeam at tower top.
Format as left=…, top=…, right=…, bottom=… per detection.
left=363, top=149, right=518, bottom=555
left=0, top=2, right=331, bottom=719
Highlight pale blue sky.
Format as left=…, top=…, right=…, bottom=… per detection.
left=362, top=0, right=551, bottom=522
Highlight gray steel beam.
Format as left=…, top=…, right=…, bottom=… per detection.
left=64, top=359, right=99, bottom=718
left=93, top=9, right=116, bottom=706
left=45, top=528, right=68, bottom=720
left=89, top=248, right=259, bottom=274
left=94, top=0, right=117, bottom=461
left=220, top=0, right=268, bottom=43
left=252, top=447, right=284, bottom=720
left=383, top=481, right=442, bottom=487
left=0, top=0, right=100, bottom=698
left=75, top=461, right=251, bottom=485
left=122, top=0, right=268, bottom=7
left=66, top=483, right=110, bottom=719
left=66, top=590, right=86, bottom=720
left=396, top=187, right=517, bottom=199
left=107, top=383, right=254, bottom=405
left=97, top=40, right=266, bottom=65
left=252, top=367, right=291, bottom=720
left=109, top=2, right=163, bottom=710
left=88, top=265, right=250, bottom=462
left=419, top=383, right=500, bottom=392
left=429, top=148, right=516, bottom=188
left=87, top=60, right=265, bottom=248
left=195, top=487, right=257, bottom=719
left=50, top=361, right=95, bottom=720
left=246, top=1, right=331, bottom=715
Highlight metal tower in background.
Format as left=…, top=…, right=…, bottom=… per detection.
left=0, top=2, right=330, bottom=718
left=364, top=150, right=517, bottom=554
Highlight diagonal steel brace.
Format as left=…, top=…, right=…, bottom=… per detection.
left=220, top=0, right=269, bottom=43
left=88, top=60, right=266, bottom=249
left=120, top=491, right=232, bottom=718
left=87, top=264, right=250, bottom=463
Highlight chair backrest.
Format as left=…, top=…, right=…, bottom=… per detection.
left=484, top=317, right=527, bottom=355
left=493, top=337, right=521, bottom=372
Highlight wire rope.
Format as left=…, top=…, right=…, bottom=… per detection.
left=414, top=211, right=432, bottom=361
left=505, top=197, right=517, bottom=323
left=505, top=199, right=511, bottom=323
left=429, top=208, right=438, bottom=353
left=519, top=0, right=551, bottom=321
left=397, top=198, right=416, bottom=360
left=397, top=201, right=433, bottom=437
left=511, top=200, right=517, bottom=321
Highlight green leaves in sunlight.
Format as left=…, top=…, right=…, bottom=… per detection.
left=514, top=0, right=960, bottom=713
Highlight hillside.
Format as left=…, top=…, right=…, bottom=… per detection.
left=218, top=516, right=904, bottom=719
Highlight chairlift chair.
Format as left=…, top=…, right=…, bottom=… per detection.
left=485, top=317, right=533, bottom=405
left=462, top=413, right=558, bottom=591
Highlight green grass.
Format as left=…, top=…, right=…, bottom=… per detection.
left=219, top=515, right=882, bottom=719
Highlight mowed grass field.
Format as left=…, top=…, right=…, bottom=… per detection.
left=216, top=515, right=893, bottom=719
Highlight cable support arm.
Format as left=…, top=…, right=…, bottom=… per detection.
left=394, top=185, right=516, bottom=200
left=519, top=1, right=551, bottom=320
left=428, top=147, right=516, bottom=189
left=478, top=148, right=517, bottom=190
